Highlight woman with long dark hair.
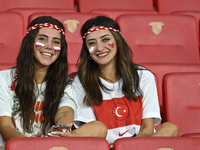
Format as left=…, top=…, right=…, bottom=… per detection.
left=0, top=16, right=107, bottom=149
left=72, top=16, right=179, bottom=148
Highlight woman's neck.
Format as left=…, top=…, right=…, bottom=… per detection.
left=99, top=64, right=121, bottom=83
left=34, top=65, right=48, bottom=84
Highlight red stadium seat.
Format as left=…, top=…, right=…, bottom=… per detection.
left=76, top=0, right=154, bottom=13
left=68, top=64, right=77, bottom=75
left=0, top=64, right=15, bottom=71
left=116, top=14, right=200, bottom=64
left=155, top=0, right=200, bottom=14
left=172, top=11, right=200, bottom=48
left=90, top=9, right=158, bottom=20
left=163, top=72, right=200, bottom=136
left=113, top=137, right=200, bottom=150
left=0, top=0, right=75, bottom=11
left=5, top=137, right=109, bottom=150
left=182, top=133, right=200, bottom=137
left=29, top=12, right=106, bottom=68
left=140, top=63, right=200, bottom=114
left=68, top=71, right=77, bottom=79
left=0, top=12, right=24, bottom=64
left=8, top=8, right=76, bottom=35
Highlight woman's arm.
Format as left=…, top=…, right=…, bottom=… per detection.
left=47, top=106, right=74, bottom=137
left=136, top=118, right=154, bottom=137
left=54, top=106, right=74, bottom=125
left=0, top=116, right=26, bottom=142
left=50, top=106, right=107, bottom=138
left=0, top=116, right=42, bottom=142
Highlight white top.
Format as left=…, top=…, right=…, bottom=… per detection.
left=0, top=68, right=76, bottom=146
left=72, top=68, right=161, bottom=144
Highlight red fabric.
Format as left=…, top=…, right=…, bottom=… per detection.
left=93, top=96, right=142, bottom=129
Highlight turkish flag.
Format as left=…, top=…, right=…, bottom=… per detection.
left=93, top=96, right=142, bottom=129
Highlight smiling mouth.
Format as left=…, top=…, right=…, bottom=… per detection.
left=41, top=52, right=52, bottom=57
left=98, top=52, right=108, bottom=57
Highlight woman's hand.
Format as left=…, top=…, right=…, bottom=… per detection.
left=47, top=123, right=72, bottom=137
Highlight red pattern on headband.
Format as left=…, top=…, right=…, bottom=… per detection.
left=82, top=26, right=121, bottom=39
left=27, top=23, right=65, bottom=35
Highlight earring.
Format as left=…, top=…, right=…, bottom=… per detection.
left=88, top=56, right=92, bottom=60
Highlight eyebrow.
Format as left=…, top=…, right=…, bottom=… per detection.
left=38, top=34, right=61, bottom=40
left=87, top=34, right=110, bottom=41
left=100, top=34, right=110, bottom=39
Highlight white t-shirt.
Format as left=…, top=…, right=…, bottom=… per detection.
left=72, top=68, right=161, bottom=144
left=0, top=68, right=76, bottom=146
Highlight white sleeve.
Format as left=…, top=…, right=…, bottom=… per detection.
left=59, top=83, right=77, bottom=112
left=72, top=75, right=96, bottom=128
left=0, top=71, right=13, bottom=117
left=139, top=70, right=161, bottom=125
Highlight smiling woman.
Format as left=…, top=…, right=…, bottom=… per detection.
left=72, top=16, right=180, bottom=149
left=0, top=16, right=107, bottom=150
left=0, top=16, right=74, bottom=147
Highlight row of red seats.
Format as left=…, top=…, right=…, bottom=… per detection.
left=1, top=12, right=200, bottom=65
left=1, top=0, right=200, bottom=14
left=5, top=136, right=200, bottom=150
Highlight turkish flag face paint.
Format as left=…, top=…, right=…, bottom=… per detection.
left=35, top=42, right=45, bottom=48
left=108, top=43, right=114, bottom=48
left=35, top=42, right=60, bottom=52
left=54, top=46, right=61, bottom=52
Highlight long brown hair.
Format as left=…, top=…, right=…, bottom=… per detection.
left=15, top=16, right=71, bottom=134
left=78, top=16, right=143, bottom=106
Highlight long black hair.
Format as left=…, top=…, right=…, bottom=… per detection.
left=15, top=16, right=70, bottom=134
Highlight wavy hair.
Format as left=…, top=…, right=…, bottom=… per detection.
left=78, top=16, right=143, bottom=106
left=15, top=16, right=70, bottom=135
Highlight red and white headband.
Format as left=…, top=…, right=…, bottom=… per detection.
left=27, top=23, right=65, bottom=35
left=82, top=26, right=121, bottom=39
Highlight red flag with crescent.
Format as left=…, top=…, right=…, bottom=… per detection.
left=93, top=96, right=143, bottom=129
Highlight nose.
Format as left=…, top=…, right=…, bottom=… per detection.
left=96, top=42, right=104, bottom=51
left=44, top=41, right=53, bottom=50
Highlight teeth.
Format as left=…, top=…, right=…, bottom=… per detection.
left=42, top=53, right=52, bottom=56
left=98, top=53, right=108, bottom=57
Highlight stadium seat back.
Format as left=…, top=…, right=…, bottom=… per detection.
left=141, top=63, right=200, bottom=113
left=8, top=8, right=76, bottom=35
left=117, top=14, right=200, bottom=64
left=0, top=64, right=15, bottom=71
left=5, top=137, right=109, bottom=150
left=0, top=12, right=24, bottom=64
left=90, top=9, right=158, bottom=20
left=172, top=11, right=200, bottom=47
left=76, top=0, right=154, bottom=13
left=155, top=0, right=200, bottom=14
left=0, top=0, right=74, bottom=11
left=163, top=72, right=200, bottom=136
left=113, top=137, right=200, bottom=150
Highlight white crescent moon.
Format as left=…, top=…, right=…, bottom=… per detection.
left=115, top=107, right=123, bottom=117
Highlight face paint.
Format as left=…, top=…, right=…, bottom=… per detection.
left=108, top=43, right=114, bottom=48
left=35, top=42, right=45, bottom=48
left=89, top=47, right=94, bottom=53
left=54, top=46, right=61, bottom=52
